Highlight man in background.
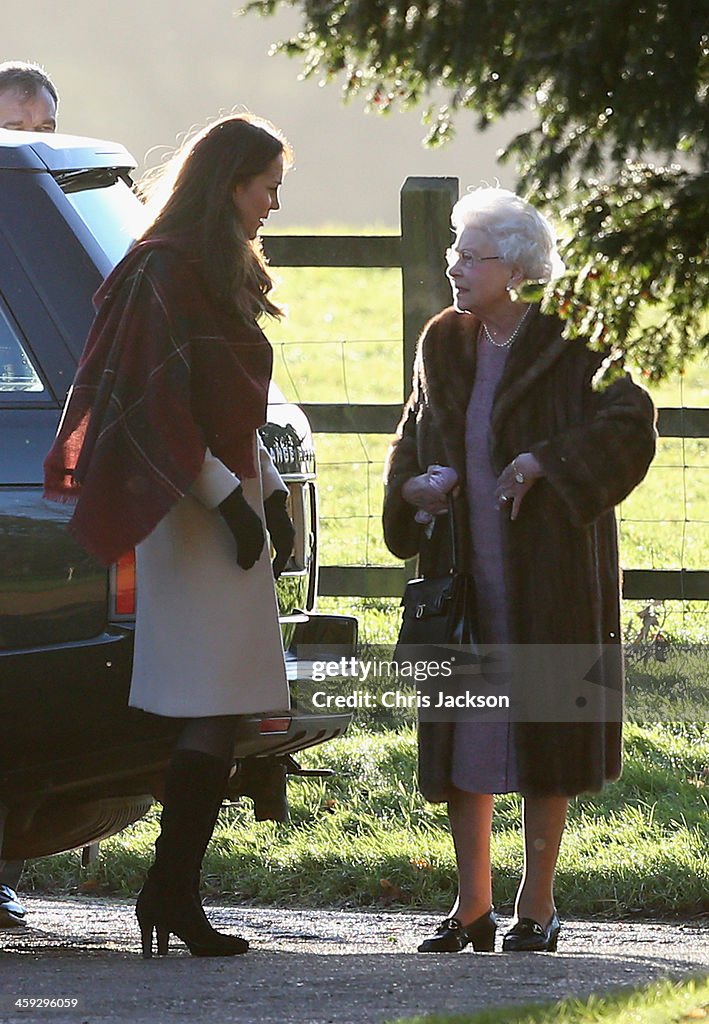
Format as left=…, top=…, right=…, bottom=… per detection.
left=0, top=59, right=59, bottom=927
left=0, top=61, right=58, bottom=132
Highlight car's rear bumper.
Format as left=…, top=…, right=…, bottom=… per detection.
left=1, top=622, right=356, bottom=788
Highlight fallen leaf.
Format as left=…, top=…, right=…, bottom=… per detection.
left=410, top=857, right=431, bottom=871
left=379, top=878, right=404, bottom=904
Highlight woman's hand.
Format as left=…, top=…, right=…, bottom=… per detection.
left=264, top=489, right=295, bottom=579
left=495, top=452, right=544, bottom=521
left=402, top=466, right=457, bottom=516
left=218, top=486, right=266, bottom=569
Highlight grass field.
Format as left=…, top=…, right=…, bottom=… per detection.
left=392, top=976, right=709, bottom=1024
left=26, top=722, right=708, bottom=917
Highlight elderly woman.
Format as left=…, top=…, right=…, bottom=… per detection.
left=383, top=188, right=656, bottom=953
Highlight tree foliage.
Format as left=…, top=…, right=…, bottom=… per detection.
left=248, top=0, right=708, bottom=376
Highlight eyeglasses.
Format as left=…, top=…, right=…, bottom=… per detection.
left=445, top=247, right=502, bottom=269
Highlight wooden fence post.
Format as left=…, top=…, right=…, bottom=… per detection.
left=400, top=176, right=459, bottom=400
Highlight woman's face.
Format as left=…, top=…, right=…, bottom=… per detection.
left=233, top=153, right=284, bottom=239
left=446, top=224, right=519, bottom=315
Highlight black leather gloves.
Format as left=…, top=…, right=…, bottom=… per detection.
left=218, top=486, right=265, bottom=570
left=218, top=487, right=294, bottom=577
left=264, top=489, right=295, bottom=579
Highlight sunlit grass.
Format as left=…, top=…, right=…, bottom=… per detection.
left=26, top=723, right=709, bottom=916
left=391, top=976, right=709, bottom=1024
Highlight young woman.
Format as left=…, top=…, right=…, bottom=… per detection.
left=45, top=114, right=295, bottom=958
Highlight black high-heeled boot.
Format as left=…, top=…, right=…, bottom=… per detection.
left=136, top=749, right=248, bottom=958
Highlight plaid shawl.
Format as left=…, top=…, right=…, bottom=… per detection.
left=44, top=239, right=272, bottom=565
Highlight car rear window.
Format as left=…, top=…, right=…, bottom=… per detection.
left=0, top=303, right=45, bottom=395
left=64, top=174, right=143, bottom=266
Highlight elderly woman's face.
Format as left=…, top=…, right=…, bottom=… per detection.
left=446, top=225, right=516, bottom=315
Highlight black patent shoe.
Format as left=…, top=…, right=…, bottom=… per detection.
left=0, top=885, right=27, bottom=928
left=417, top=909, right=497, bottom=953
left=502, top=911, right=560, bottom=952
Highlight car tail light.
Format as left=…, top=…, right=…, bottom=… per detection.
left=259, top=716, right=291, bottom=734
left=113, top=550, right=136, bottom=617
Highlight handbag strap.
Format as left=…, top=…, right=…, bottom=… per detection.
left=446, top=493, right=462, bottom=573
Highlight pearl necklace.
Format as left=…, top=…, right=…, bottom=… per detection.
left=481, top=305, right=531, bottom=348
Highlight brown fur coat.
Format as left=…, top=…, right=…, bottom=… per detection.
left=383, top=305, right=657, bottom=799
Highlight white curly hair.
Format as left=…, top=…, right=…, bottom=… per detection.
left=452, top=187, right=565, bottom=283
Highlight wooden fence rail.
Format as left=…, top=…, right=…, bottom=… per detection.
left=263, top=177, right=708, bottom=603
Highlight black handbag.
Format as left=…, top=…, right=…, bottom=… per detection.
left=394, top=495, right=478, bottom=661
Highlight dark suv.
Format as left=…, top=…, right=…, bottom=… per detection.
left=0, top=130, right=355, bottom=861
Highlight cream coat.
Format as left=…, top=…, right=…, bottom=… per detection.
left=129, top=435, right=289, bottom=717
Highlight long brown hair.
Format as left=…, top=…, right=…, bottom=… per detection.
left=139, top=114, right=292, bottom=321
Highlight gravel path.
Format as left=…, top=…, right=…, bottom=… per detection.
left=1, top=897, right=707, bottom=1023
